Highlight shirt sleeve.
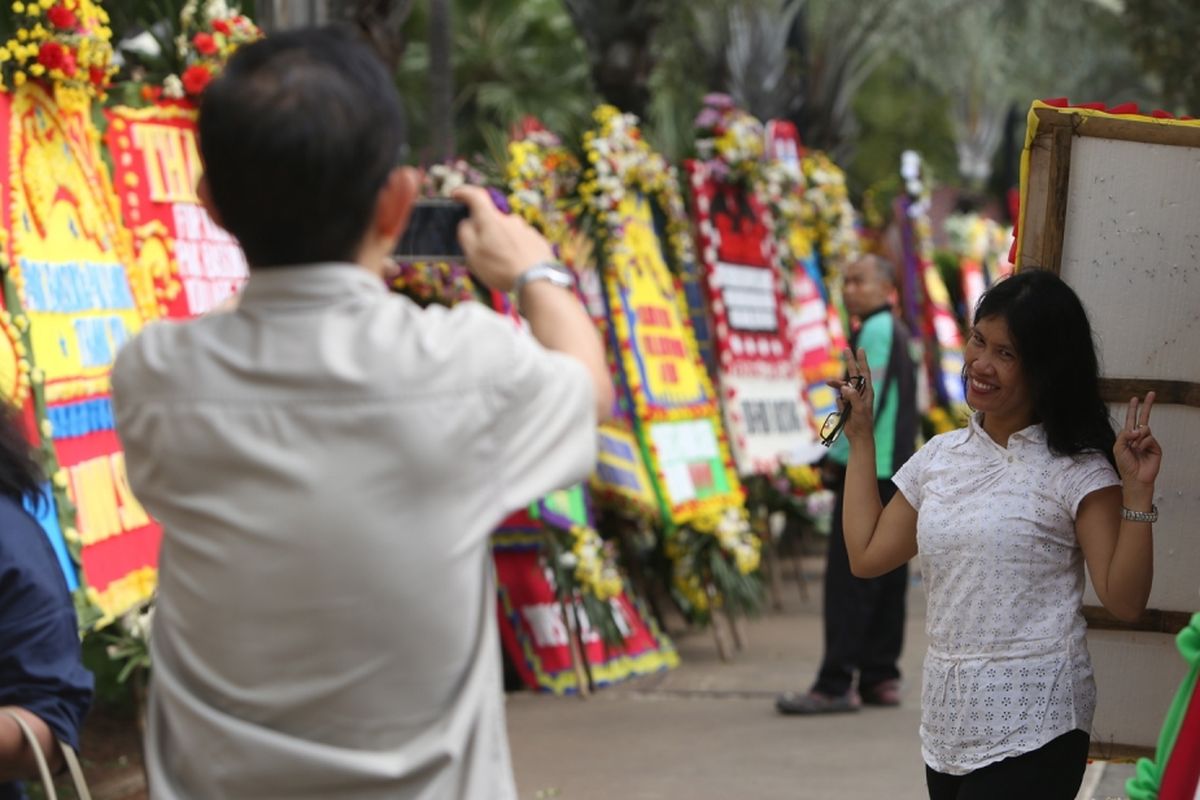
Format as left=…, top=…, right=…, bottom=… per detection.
left=0, top=508, right=94, bottom=750
left=1060, top=451, right=1121, bottom=517
left=483, top=319, right=597, bottom=514
left=891, top=436, right=936, bottom=511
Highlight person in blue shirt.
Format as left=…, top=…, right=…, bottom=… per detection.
left=0, top=403, right=93, bottom=799
left=777, top=253, right=918, bottom=714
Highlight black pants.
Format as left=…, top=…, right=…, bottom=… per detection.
left=925, top=729, right=1090, bottom=799
left=813, top=475, right=907, bottom=697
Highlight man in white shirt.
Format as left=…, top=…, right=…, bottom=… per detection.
left=112, top=26, right=612, bottom=799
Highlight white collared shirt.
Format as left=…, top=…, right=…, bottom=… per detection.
left=113, top=264, right=595, bottom=799
left=892, top=413, right=1119, bottom=774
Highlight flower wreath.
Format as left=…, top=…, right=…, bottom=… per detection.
left=154, top=0, right=261, bottom=101
left=520, top=515, right=628, bottom=646
left=578, top=104, right=694, bottom=265
left=693, top=93, right=766, bottom=187
left=0, top=0, right=117, bottom=98
left=505, top=126, right=659, bottom=524
left=800, top=150, right=860, bottom=269
left=579, top=104, right=761, bottom=621
left=578, top=104, right=714, bottom=428
left=665, top=507, right=762, bottom=618
left=505, top=127, right=581, bottom=246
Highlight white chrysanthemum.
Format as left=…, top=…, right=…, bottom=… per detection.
left=163, top=74, right=185, bottom=98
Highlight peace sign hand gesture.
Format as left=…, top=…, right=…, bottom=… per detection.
left=1114, top=392, right=1163, bottom=490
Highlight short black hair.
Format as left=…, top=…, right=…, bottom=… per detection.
left=197, top=26, right=407, bottom=268
left=970, top=269, right=1116, bottom=466
left=0, top=401, right=44, bottom=505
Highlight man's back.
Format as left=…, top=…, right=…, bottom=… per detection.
left=113, top=264, right=595, bottom=799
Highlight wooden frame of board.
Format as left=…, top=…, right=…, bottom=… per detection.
left=1017, top=102, right=1200, bottom=635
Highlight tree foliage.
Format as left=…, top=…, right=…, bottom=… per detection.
left=396, top=0, right=595, bottom=164
left=561, top=0, right=664, bottom=120
left=1124, top=0, right=1200, bottom=115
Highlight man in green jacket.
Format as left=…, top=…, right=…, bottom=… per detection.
left=778, top=254, right=918, bottom=714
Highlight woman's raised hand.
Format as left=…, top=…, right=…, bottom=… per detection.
left=831, top=347, right=874, bottom=443
left=1114, top=391, right=1162, bottom=490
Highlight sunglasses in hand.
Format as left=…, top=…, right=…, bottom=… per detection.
left=819, top=375, right=866, bottom=447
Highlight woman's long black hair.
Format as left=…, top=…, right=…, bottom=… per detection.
left=971, top=269, right=1117, bottom=467
left=0, top=401, right=45, bottom=504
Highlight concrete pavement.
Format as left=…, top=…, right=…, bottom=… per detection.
left=506, top=560, right=1137, bottom=800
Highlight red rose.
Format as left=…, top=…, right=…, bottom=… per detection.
left=46, top=3, right=77, bottom=30
left=37, top=41, right=65, bottom=70
left=182, top=65, right=212, bottom=96
left=212, top=19, right=231, bottom=34
left=193, top=32, right=218, bottom=56
left=61, top=49, right=77, bottom=77
left=89, top=66, right=107, bottom=86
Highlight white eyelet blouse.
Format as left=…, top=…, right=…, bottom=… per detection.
left=891, top=413, right=1120, bottom=775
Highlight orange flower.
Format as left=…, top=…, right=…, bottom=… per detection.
left=140, top=84, right=163, bottom=102
left=182, top=64, right=212, bottom=96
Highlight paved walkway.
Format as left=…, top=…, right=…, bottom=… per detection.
left=507, top=561, right=1137, bottom=800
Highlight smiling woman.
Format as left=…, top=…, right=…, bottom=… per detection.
left=831, top=268, right=1163, bottom=799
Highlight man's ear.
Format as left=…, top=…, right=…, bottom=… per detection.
left=197, top=175, right=225, bottom=230
left=376, top=166, right=420, bottom=243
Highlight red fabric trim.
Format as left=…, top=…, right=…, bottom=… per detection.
left=50, top=423, right=121, bottom=468
left=1108, top=102, right=1140, bottom=115
left=79, top=523, right=161, bottom=591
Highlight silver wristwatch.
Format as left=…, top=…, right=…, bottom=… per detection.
left=1121, top=504, right=1158, bottom=523
left=512, top=261, right=575, bottom=299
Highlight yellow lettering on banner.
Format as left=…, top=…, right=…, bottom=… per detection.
left=10, top=85, right=147, bottom=393
left=614, top=195, right=707, bottom=405
left=69, top=456, right=124, bottom=545
left=132, top=123, right=201, bottom=204
left=110, top=452, right=150, bottom=530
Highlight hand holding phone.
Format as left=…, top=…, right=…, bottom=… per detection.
left=394, top=199, right=471, bottom=263
left=452, top=186, right=555, bottom=292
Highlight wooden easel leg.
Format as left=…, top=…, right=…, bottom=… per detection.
left=758, top=506, right=785, bottom=612
left=706, top=582, right=731, bottom=662
left=570, top=598, right=596, bottom=694
left=787, top=517, right=810, bottom=602
left=725, top=606, right=747, bottom=651
left=559, top=596, right=591, bottom=698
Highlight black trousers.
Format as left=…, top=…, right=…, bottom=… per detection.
left=925, top=729, right=1090, bottom=799
left=813, top=474, right=907, bottom=696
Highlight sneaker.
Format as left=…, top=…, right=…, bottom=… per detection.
left=775, top=690, right=861, bottom=715
left=860, top=679, right=902, bottom=707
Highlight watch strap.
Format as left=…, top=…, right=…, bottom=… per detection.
left=1121, top=504, right=1158, bottom=523
left=512, top=261, right=574, bottom=297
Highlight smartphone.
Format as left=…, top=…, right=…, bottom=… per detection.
left=394, top=199, right=470, bottom=262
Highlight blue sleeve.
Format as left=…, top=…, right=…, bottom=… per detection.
left=0, top=500, right=93, bottom=750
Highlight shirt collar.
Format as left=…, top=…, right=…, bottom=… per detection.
left=859, top=303, right=893, bottom=321
left=237, top=263, right=387, bottom=310
left=967, top=411, right=1046, bottom=449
